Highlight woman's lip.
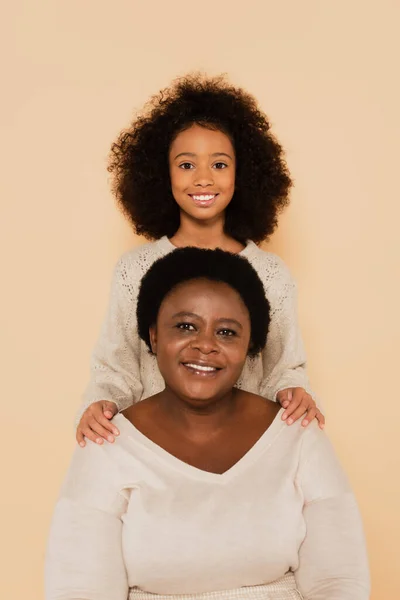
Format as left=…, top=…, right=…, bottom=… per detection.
left=181, top=363, right=222, bottom=377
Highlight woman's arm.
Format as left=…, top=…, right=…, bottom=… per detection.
left=45, top=443, right=129, bottom=600
left=295, top=426, right=370, bottom=599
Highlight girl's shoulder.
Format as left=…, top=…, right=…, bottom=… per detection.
left=243, top=242, right=297, bottom=292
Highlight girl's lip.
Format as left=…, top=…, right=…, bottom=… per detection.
left=188, top=193, right=219, bottom=207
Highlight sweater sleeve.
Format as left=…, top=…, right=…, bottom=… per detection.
left=77, top=255, right=144, bottom=423
left=257, top=255, right=314, bottom=402
left=45, top=442, right=129, bottom=600
left=295, top=426, right=370, bottom=599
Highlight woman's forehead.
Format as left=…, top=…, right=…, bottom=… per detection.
left=159, top=279, right=249, bottom=318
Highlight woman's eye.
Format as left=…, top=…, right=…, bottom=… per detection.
left=217, top=328, right=237, bottom=337
left=179, top=162, right=194, bottom=170
left=213, top=162, right=228, bottom=169
left=176, top=322, right=196, bottom=331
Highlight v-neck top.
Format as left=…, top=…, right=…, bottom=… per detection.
left=120, top=409, right=286, bottom=484
left=45, top=415, right=370, bottom=599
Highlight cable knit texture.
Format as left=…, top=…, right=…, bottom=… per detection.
left=78, top=237, right=313, bottom=422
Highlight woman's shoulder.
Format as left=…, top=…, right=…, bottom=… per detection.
left=243, top=242, right=296, bottom=291
left=236, top=390, right=281, bottom=426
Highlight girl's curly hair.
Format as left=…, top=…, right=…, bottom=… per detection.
left=108, top=74, right=292, bottom=243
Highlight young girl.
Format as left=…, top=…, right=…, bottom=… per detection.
left=76, top=74, right=324, bottom=447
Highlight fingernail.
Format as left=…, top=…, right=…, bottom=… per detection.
left=302, top=420, right=309, bottom=427
left=287, top=418, right=293, bottom=425
left=113, top=429, right=119, bottom=436
left=79, top=442, right=85, bottom=448
left=107, top=436, right=114, bottom=443
left=282, top=401, right=289, bottom=408
left=96, top=438, right=103, bottom=444
left=282, top=413, right=287, bottom=420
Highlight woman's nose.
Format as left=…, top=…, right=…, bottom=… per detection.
left=191, top=331, right=218, bottom=354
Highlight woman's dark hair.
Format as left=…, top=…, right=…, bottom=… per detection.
left=137, top=247, right=270, bottom=357
left=108, top=74, right=292, bottom=244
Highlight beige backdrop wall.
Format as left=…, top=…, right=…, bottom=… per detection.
left=1, top=1, right=399, bottom=598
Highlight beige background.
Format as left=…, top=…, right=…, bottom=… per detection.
left=1, top=1, right=399, bottom=598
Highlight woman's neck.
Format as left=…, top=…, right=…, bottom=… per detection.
left=169, top=213, right=245, bottom=253
left=158, top=387, right=239, bottom=439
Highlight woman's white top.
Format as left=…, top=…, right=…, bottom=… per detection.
left=78, top=237, right=313, bottom=421
left=45, top=411, right=370, bottom=599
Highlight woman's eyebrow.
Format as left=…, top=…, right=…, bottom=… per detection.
left=170, top=313, right=243, bottom=329
left=173, top=152, right=233, bottom=160
left=216, top=318, right=243, bottom=330
left=171, top=311, right=201, bottom=319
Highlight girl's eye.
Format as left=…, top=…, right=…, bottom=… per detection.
left=176, top=322, right=196, bottom=331
left=179, top=162, right=194, bottom=170
left=213, top=162, right=228, bottom=169
left=217, top=328, right=237, bottom=337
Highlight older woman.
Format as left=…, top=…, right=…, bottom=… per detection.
left=45, top=248, right=370, bottom=600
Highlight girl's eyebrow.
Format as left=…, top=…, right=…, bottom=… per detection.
left=173, top=152, right=234, bottom=160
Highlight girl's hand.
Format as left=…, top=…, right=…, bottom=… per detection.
left=76, top=400, right=119, bottom=447
left=277, top=387, right=325, bottom=429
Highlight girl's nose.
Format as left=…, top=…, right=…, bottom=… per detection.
left=193, top=166, right=214, bottom=187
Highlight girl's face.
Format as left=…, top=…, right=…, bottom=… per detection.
left=168, top=124, right=236, bottom=225
left=149, top=278, right=250, bottom=408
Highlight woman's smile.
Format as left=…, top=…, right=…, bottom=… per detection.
left=180, top=360, right=223, bottom=377
left=149, top=278, right=251, bottom=406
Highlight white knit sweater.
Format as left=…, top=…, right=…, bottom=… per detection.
left=79, top=237, right=312, bottom=419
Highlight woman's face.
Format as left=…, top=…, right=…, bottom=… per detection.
left=150, top=278, right=251, bottom=408
left=168, top=124, right=236, bottom=225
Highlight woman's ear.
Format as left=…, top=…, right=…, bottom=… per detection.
left=149, top=325, right=157, bottom=355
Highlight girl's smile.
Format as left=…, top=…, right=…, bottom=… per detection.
left=169, top=124, right=236, bottom=224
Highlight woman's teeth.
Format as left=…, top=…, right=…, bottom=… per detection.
left=184, top=363, right=217, bottom=372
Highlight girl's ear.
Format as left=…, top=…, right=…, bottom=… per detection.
left=149, top=325, right=157, bottom=355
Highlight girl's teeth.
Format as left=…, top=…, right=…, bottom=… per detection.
left=192, top=195, right=215, bottom=201
left=185, top=363, right=217, bottom=372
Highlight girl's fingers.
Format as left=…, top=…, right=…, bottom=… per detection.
left=301, top=406, right=317, bottom=427
left=285, top=403, right=308, bottom=425
left=103, top=401, right=118, bottom=419
left=277, top=389, right=293, bottom=410
left=282, top=396, right=302, bottom=420
left=94, top=411, right=119, bottom=437
left=316, top=410, right=326, bottom=429
left=76, top=428, right=86, bottom=447
left=81, top=426, right=103, bottom=445
left=88, top=418, right=116, bottom=443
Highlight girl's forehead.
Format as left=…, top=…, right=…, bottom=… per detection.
left=170, top=124, right=234, bottom=154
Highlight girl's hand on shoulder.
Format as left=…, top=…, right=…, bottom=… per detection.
left=277, top=387, right=325, bottom=429
left=76, top=400, right=119, bottom=447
